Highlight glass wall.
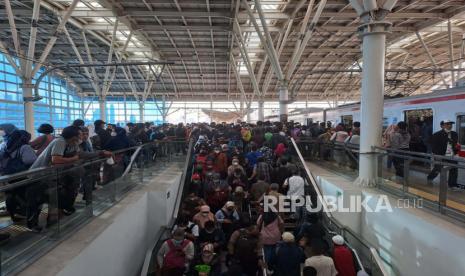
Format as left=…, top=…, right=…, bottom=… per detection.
left=83, top=99, right=164, bottom=126
left=0, top=52, right=83, bottom=131
left=83, top=99, right=330, bottom=125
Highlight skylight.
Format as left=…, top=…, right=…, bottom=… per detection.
left=236, top=1, right=285, bottom=76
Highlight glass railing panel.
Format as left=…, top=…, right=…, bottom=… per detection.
left=0, top=140, right=188, bottom=275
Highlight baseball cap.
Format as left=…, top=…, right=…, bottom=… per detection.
left=441, top=120, right=455, bottom=125
left=332, top=235, right=345, bottom=245
left=94, top=119, right=106, bottom=126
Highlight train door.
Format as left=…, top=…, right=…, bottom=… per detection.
left=341, top=115, right=353, bottom=130
left=403, top=109, right=434, bottom=153
left=457, top=114, right=465, bottom=149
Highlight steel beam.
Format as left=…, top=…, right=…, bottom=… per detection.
left=448, top=19, right=455, bottom=86
left=32, top=0, right=80, bottom=77
left=415, top=31, right=449, bottom=87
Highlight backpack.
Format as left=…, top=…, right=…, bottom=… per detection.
left=241, top=129, right=252, bottom=142
left=90, top=135, right=101, bottom=150
left=3, top=148, right=29, bottom=175
left=163, top=239, right=190, bottom=269
left=234, top=229, right=258, bottom=260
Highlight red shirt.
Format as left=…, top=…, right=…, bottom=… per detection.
left=332, top=245, right=357, bottom=276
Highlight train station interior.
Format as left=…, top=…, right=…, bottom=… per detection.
left=0, top=0, right=465, bottom=275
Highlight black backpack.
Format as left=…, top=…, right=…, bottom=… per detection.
left=4, top=148, right=29, bottom=175
left=234, top=229, right=258, bottom=260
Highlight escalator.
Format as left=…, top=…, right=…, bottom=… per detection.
left=142, top=138, right=387, bottom=276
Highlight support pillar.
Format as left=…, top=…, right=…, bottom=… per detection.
left=278, top=83, right=288, bottom=123
left=162, top=95, right=166, bottom=124
left=355, top=21, right=391, bottom=187
left=258, top=100, right=264, bottom=121
left=99, top=98, right=106, bottom=121
left=22, top=79, right=35, bottom=136
left=139, top=102, right=145, bottom=123
left=246, top=104, right=251, bottom=122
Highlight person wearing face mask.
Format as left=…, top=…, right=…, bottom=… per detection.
left=93, top=120, right=111, bottom=150
left=188, top=243, right=221, bottom=276
left=197, top=220, right=225, bottom=253
left=215, top=201, right=240, bottom=241
left=227, top=168, right=248, bottom=191
left=228, top=217, right=264, bottom=276
left=227, top=157, right=245, bottom=177
left=157, top=228, right=195, bottom=276
left=427, top=120, right=460, bottom=190
left=30, top=123, right=55, bottom=156
left=28, top=126, right=82, bottom=231
left=1, top=130, right=37, bottom=234
left=211, top=146, right=228, bottom=177
left=193, top=205, right=216, bottom=230
left=0, top=123, right=18, bottom=150
left=30, top=125, right=81, bottom=169
left=78, top=127, right=113, bottom=202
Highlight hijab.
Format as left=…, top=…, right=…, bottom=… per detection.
left=6, top=130, right=31, bottom=154
left=274, top=143, right=286, bottom=157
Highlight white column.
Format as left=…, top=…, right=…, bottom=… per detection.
left=22, top=79, right=35, bottom=136
left=246, top=104, right=251, bottom=122
left=99, top=98, right=106, bottom=121
left=162, top=95, right=166, bottom=124
left=356, top=22, right=389, bottom=187
left=258, top=100, right=264, bottom=121
left=279, top=83, right=288, bottom=122
left=139, top=102, right=145, bottom=123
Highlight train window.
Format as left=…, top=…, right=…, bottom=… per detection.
left=404, top=109, right=434, bottom=153
left=341, top=115, right=353, bottom=129
left=457, top=115, right=465, bottom=145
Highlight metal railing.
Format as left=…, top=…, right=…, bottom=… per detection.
left=140, top=139, right=195, bottom=276
left=295, top=138, right=465, bottom=221
left=290, top=138, right=388, bottom=276
left=0, top=139, right=188, bottom=276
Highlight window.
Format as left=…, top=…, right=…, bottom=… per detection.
left=0, top=52, right=83, bottom=131
left=341, top=115, right=353, bottom=129
left=404, top=109, right=434, bottom=152
left=457, top=115, right=465, bottom=146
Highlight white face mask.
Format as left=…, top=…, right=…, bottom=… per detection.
left=0, top=130, right=5, bottom=137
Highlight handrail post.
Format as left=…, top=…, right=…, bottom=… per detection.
left=403, top=158, right=411, bottom=194
left=439, top=166, right=450, bottom=214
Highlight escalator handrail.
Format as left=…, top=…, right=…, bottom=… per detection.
left=290, top=138, right=387, bottom=275
left=170, top=139, right=194, bottom=227
left=289, top=138, right=333, bottom=219
left=139, top=139, right=195, bottom=276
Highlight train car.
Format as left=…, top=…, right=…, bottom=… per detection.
left=319, top=87, right=465, bottom=149
left=301, top=87, right=465, bottom=186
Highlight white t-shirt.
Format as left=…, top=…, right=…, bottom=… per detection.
left=445, top=132, right=454, bottom=157
left=285, top=175, right=306, bottom=197
left=305, top=255, right=338, bottom=276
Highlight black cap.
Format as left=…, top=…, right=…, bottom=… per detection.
left=94, top=119, right=106, bottom=127
left=38, top=123, right=54, bottom=134
left=72, top=119, right=85, bottom=127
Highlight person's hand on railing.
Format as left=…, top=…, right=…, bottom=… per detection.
left=99, top=150, right=113, bottom=158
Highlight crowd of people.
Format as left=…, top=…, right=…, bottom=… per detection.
left=0, top=120, right=189, bottom=234
left=156, top=121, right=360, bottom=276
left=291, top=118, right=461, bottom=191
left=383, top=119, right=461, bottom=190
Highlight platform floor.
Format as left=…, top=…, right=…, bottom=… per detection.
left=306, top=160, right=465, bottom=214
